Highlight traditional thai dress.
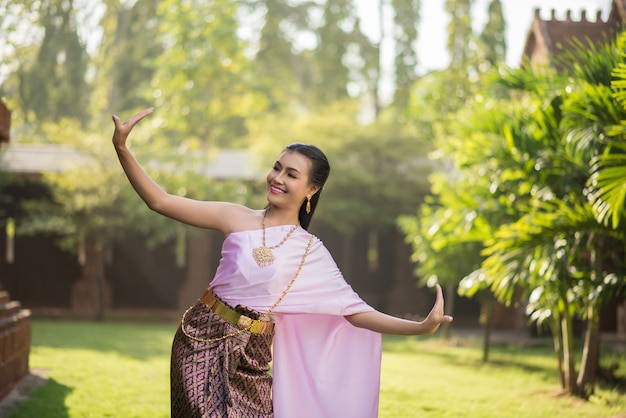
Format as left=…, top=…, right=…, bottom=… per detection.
left=171, top=225, right=382, bottom=417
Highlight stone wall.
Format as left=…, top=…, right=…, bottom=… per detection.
left=0, top=291, right=31, bottom=400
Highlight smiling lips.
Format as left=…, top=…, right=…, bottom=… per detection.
left=269, top=185, right=285, bottom=194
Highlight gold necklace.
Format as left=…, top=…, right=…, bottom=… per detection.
left=251, top=209, right=298, bottom=267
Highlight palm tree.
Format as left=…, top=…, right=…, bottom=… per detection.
left=409, top=32, right=626, bottom=396
left=481, top=35, right=626, bottom=395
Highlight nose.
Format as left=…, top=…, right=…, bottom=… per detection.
left=273, top=170, right=286, bottom=184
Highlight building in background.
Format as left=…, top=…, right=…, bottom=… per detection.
left=0, top=99, right=32, bottom=403
left=522, top=0, right=625, bottom=67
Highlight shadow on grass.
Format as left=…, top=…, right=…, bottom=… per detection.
left=383, top=333, right=626, bottom=397
left=383, top=334, right=560, bottom=381
left=9, top=378, right=72, bottom=418
left=31, top=319, right=177, bottom=361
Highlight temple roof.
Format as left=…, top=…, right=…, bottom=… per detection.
left=522, top=1, right=625, bottom=67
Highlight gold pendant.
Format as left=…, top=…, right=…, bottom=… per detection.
left=252, top=246, right=275, bottom=267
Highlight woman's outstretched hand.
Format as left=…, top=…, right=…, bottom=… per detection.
left=345, top=283, right=453, bottom=336
left=112, top=107, right=154, bottom=148
left=420, top=284, right=454, bottom=335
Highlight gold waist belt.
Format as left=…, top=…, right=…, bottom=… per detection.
left=200, top=289, right=274, bottom=335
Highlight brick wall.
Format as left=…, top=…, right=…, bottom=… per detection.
left=0, top=291, right=31, bottom=400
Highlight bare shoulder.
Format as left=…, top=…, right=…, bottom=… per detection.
left=217, top=203, right=263, bottom=233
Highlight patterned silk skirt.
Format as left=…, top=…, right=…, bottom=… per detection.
left=170, top=300, right=274, bottom=417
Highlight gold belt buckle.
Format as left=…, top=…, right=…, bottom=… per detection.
left=236, top=315, right=253, bottom=330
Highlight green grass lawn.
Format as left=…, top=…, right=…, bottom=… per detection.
left=6, top=320, right=626, bottom=418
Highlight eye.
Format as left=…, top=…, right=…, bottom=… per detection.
left=288, top=173, right=297, bottom=178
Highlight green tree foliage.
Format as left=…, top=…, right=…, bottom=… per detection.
left=244, top=0, right=379, bottom=113
left=19, top=0, right=90, bottom=125
left=391, top=0, right=420, bottom=109
left=440, top=0, right=507, bottom=110
left=247, top=0, right=421, bottom=115
left=397, top=167, right=488, bottom=298
left=396, top=0, right=508, bottom=342
left=92, top=0, right=163, bottom=116
left=587, top=34, right=626, bottom=230
left=313, top=0, right=357, bottom=104
left=445, top=0, right=475, bottom=71
left=0, top=1, right=39, bottom=91
left=478, top=0, right=506, bottom=69
left=152, top=0, right=258, bottom=148
left=250, top=0, right=313, bottom=111
left=403, top=34, right=626, bottom=395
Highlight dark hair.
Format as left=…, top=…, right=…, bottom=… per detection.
left=285, top=142, right=330, bottom=230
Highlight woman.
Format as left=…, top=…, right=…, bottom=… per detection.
left=112, top=107, right=453, bottom=418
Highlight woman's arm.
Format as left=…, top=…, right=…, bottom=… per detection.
left=345, top=284, right=453, bottom=335
left=112, top=108, right=248, bottom=234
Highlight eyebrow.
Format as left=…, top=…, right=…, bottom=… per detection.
left=275, top=161, right=302, bottom=174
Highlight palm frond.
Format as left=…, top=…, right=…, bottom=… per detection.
left=588, top=154, right=626, bottom=229
left=555, top=36, right=620, bottom=86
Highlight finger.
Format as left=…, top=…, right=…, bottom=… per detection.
left=434, top=283, right=444, bottom=309
left=443, top=315, right=453, bottom=323
left=127, top=107, right=154, bottom=125
left=433, top=285, right=453, bottom=323
left=435, top=283, right=443, bottom=299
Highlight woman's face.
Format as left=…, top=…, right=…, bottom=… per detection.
left=266, top=150, right=318, bottom=210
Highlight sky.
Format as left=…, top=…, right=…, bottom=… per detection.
left=355, top=0, right=613, bottom=74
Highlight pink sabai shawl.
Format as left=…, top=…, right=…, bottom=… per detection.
left=210, top=225, right=382, bottom=418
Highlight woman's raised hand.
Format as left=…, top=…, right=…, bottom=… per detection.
left=420, top=284, right=454, bottom=335
left=112, top=107, right=154, bottom=148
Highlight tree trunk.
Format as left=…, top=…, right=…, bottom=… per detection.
left=561, top=306, right=579, bottom=394
left=577, top=305, right=601, bottom=395
left=178, top=230, right=212, bottom=310
left=576, top=242, right=602, bottom=395
left=72, top=235, right=110, bottom=320
left=551, top=315, right=566, bottom=389
left=88, top=236, right=106, bottom=321
left=341, top=232, right=354, bottom=283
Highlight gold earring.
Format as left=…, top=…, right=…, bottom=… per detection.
left=306, top=195, right=312, bottom=214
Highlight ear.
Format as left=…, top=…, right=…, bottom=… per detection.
left=308, top=185, right=321, bottom=196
